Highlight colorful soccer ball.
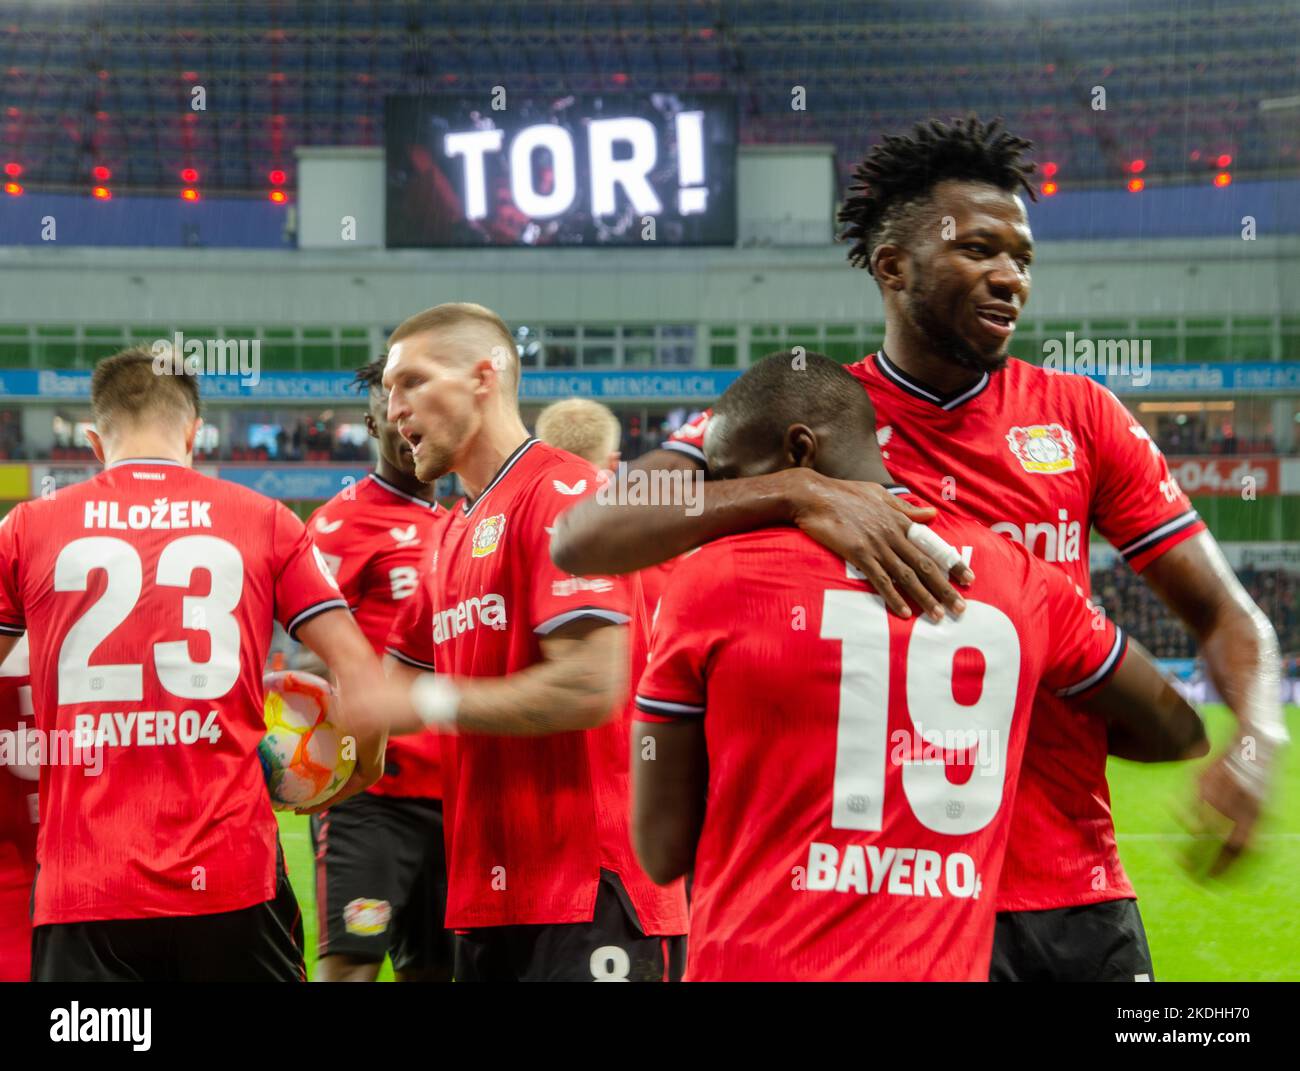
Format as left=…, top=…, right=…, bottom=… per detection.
left=259, top=670, right=355, bottom=811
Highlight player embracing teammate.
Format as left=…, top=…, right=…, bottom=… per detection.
left=554, top=116, right=1287, bottom=982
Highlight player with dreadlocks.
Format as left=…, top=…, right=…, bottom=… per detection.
left=553, top=115, right=1285, bottom=981
left=304, top=356, right=455, bottom=982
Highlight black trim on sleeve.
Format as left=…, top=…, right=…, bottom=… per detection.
left=0, top=621, right=25, bottom=637
left=661, top=440, right=706, bottom=464
left=1055, top=629, right=1128, bottom=698
left=385, top=646, right=436, bottom=672
left=285, top=598, right=350, bottom=639
left=534, top=607, right=631, bottom=636
left=1117, top=510, right=1201, bottom=562
left=635, top=695, right=706, bottom=719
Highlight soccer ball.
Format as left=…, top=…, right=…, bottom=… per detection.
left=259, top=670, right=355, bottom=811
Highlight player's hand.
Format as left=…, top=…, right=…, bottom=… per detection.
left=1185, top=732, right=1281, bottom=877
left=295, top=689, right=387, bottom=815
left=787, top=470, right=973, bottom=620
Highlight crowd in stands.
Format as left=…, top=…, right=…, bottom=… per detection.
left=1094, top=559, right=1300, bottom=661
left=1154, top=420, right=1283, bottom=456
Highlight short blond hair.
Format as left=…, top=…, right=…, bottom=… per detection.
left=92, top=346, right=201, bottom=438
left=387, top=302, right=519, bottom=393
left=535, top=399, right=622, bottom=467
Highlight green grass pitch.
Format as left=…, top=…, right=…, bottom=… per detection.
left=277, top=704, right=1299, bottom=981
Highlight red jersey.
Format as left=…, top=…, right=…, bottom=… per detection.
left=309, top=473, right=447, bottom=799
left=636, top=511, right=1127, bottom=980
left=660, top=410, right=709, bottom=467
left=0, top=458, right=347, bottom=925
left=0, top=636, right=36, bottom=980
left=386, top=439, right=688, bottom=934
left=848, top=353, right=1203, bottom=910
left=678, top=356, right=1203, bottom=911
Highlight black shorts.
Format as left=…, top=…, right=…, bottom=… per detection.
left=453, top=870, right=686, bottom=982
left=310, top=792, right=451, bottom=975
left=30, top=847, right=304, bottom=982
left=990, top=898, right=1155, bottom=982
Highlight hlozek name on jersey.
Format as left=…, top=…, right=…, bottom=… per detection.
left=805, top=841, right=983, bottom=900
left=84, top=499, right=213, bottom=531
left=432, top=593, right=508, bottom=645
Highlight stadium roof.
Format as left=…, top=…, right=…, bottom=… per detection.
left=1, top=0, right=1297, bottom=197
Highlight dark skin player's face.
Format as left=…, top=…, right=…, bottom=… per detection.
left=366, top=388, right=417, bottom=476
left=887, top=179, right=1035, bottom=374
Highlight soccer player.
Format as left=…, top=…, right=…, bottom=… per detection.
left=379, top=303, right=688, bottom=982
left=632, top=353, right=1208, bottom=981
left=306, top=358, right=453, bottom=983
left=553, top=116, right=1286, bottom=982
left=0, top=348, right=387, bottom=982
left=535, top=398, right=622, bottom=473
left=0, top=636, right=36, bottom=982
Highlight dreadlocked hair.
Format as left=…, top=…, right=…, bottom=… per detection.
left=353, top=355, right=387, bottom=394
left=837, top=115, right=1037, bottom=275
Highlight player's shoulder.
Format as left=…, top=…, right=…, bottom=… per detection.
left=521, top=441, right=600, bottom=501
left=679, top=527, right=839, bottom=578
left=308, top=475, right=375, bottom=530
left=1001, top=358, right=1107, bottom=406
left=843, top=353, right=876, bottom=384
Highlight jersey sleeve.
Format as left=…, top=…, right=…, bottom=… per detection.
left=305, top=505, right=360, bottom=607
left=1036, top=556, right=1129, bottom=699
left=1085, top=379, right=1205, bottom=572
left=384, top=574, right=437, bottom=671
left=270, top=503, right=350, bottom=638
left=660, top=408, right=712, bottom=466
left=527, top=460, right=632, bottom=636
left=634, top=546, right=731, bottom=722
left=0, top=506, right=25, bottom=637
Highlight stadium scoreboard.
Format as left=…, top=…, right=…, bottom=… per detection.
left=385, top=93, right=738, bottom=248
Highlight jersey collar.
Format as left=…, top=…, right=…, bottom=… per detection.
left=107, top=457, right=185, bottom=469
left=462, top=437, right=539, bottom=517
left=368, top=472, right=439, bottom=512
left=875, top=349, right=990, bottom=411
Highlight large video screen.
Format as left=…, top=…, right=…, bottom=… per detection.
left=385, top=94, right=737, bottom=248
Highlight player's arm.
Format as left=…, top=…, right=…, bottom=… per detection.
left=551, top=448, right=971, bottom=621
left=1078, top=636, right=1209, bottom=762
left=1139, top=532, right=1286, bottom=868
left=294, top=608, right=389, bottom=810
left=1086, top=381, right=1286, bottom=868
left=1038, top=549, right=1205, bottom=763
left=382, top=618, right=628, bottom=736
left=0, top=634, right=15, bottom=667
left=631, top=717, right=707, bottom=885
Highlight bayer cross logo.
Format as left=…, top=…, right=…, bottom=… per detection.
left=847, top=794, right=869, bottom=814
left=946, top=800, right=964, bottom=819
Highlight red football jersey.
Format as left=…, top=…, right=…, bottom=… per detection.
left=0, top=636, right=37, bottom=981
left=386, top=439, right=688, bottom=934
left=0, top=459, right=347, bottom=925
left=675, top=356, right=1203, bottom=911
left=847, top=352, right=1203, bottom=910
left=309, top=473, right=447, bottom=799
left=636, top=512, right=1127, bottom=981
left=660, top=410, right=709, bottom=466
